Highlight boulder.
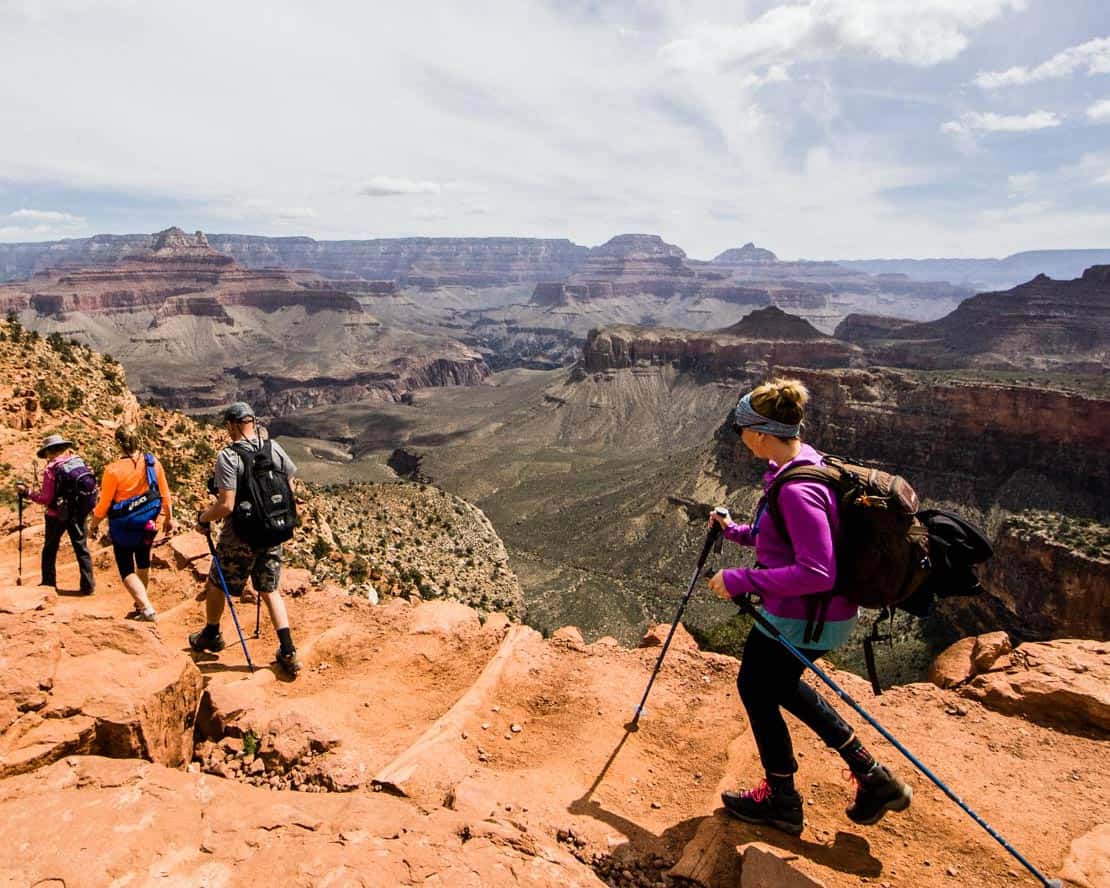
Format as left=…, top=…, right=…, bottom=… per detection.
left=972, top=631, right=1012, bottom=672
left=740, top=842, right=827, bottom=887
left=929, top=637, right=977, bottom=688
left=552, top=626, right=585, bottom=647
left=0, top=611, right=202, bottom=777
left=0, top=584, right=55, bottom=614
left=169, top=530, right=210, bottom=567
left=258, top=713, right=340, bottom=772
left=409, top=600, right=481, bottom=635
left=1060, top=823, right=1110, bottom=888
left=279, top=567, right=314, bottom=597
left=959, top=640, right=1110, bottom=732
left=640, top=622, right=699, bottom=652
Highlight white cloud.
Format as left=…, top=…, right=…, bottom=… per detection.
left=975, top=36, right=1110, bottom=88
left=1087, top=98, right=1110, bottom=123
left=661, top=0, right=1025, bottom=71
left=941, top=110, right=1061, bottom=136
left=0, top=208, right=88, bottom=241
left=358, top=177, right=442, bottom=197
left=7, top=208, right=84, bottom=225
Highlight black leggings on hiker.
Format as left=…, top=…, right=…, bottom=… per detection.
left=738, top=626, right=855, bottom=776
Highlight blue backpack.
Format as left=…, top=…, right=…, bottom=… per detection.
left=107, top=454, right=162, bottom=548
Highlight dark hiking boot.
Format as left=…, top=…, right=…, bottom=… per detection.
left=275, top=647, right=301, bottom=677
left=722, top=779, right=804, bottom=836
left=846, top=763, right=912, bottom=825
left=188, top=628, right=226, bottom=653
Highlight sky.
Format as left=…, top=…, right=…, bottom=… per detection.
left=0, top=0, right=1108, bottom=259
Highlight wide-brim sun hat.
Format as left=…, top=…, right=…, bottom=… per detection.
left=37, top=433, right=74, bottom=459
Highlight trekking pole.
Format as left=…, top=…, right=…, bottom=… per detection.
left=202, top=529, right=255, bottom=673
left=628, top=508, right=727, bottom=731
left=254, top=593, right=261, bottom=639
left=16, top=491, right=24, bottom=586
left=729, top=593, right=1062, bottom=888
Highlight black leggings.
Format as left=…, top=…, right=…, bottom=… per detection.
left=738, top=626, right=854, bottom=776
left=113, top=543, right=152, bottom=580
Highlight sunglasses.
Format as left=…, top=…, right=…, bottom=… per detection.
left=733, top=422, right=763, bottom=436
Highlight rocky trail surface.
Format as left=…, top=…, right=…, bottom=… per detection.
left=0, top=513, right=1105, bottom=888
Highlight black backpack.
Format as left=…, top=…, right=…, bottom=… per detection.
left=230, top=440, right=297, bottom=548
left=52, top=456, right=99, bottom=522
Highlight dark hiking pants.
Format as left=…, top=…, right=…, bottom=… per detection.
left=42, top=514, right=95, bottom=594
left=738, top=626, right=854, bottom=776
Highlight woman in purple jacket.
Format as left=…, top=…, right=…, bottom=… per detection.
left=706, top=378, right=911, bottom=836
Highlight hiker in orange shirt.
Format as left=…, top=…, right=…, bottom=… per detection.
left=89, top=426, right=176, bottom=621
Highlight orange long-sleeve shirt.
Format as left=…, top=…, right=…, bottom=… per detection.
left=93, top=453, right=172, bottom=520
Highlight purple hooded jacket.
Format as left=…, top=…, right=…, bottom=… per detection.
left=721, top=444, right=857, bottom=626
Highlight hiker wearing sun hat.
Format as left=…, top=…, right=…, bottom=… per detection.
left=16, top=433, right=97, bottom=594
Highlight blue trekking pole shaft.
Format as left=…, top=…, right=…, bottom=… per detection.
left=630, top=517, right=723, bottom=728
left=732, top=594, right=1061, bottom=888
left=204, top=529, right=255, bottom=673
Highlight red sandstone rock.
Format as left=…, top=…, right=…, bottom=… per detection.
left=0, top=757, right=604, bottom=887
left=972, top=632, right=1012, bottom=672
left=409, top=600, right=482, bottom=635
left=929, top=637, right=977, bottom=688
left=169, top=530, right=210, bottom=566
left=740, top=842, right=827, bottom=887
left=0, top=610, right=202, bottom=777
left=0, top=583, right=55, bottom=614
left=640, top=622, right=699, bottom=652
left=552, top=625, right=586, bottom=647
left=1060, top=823, right=1110, bottom=888
left=959, top=639, right=1110, bottom=732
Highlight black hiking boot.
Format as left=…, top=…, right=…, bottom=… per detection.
left=275, top=646, right=301, bottom=677
left=188, top=628, right=226, bottom=653
left=722, top=779, right=804, bottom=836
left=846, top=763, right=912, bottom=825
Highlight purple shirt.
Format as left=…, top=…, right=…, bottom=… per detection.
left=27, top=454, right=69, bottom=518
left=720, top=444, right=857, bottom=624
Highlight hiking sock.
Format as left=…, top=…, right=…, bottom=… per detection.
left=838, top=735, right=877, bottom=776
left=768, top=772, right=796, bottom=796
left=201, top=623, right=221, bottom=639
left=277, top=627, right=295, bottom=654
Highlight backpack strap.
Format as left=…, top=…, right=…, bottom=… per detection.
left=764, top=463, right=841, bottom=645
left=144, top=453, right=158, bottom=491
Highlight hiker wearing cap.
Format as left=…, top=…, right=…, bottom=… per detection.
left=15, top=434, right=96, bottom=595
left=189, top=402, right=301, bottom=677
left=705, top=378, right=911, bottom=836
left=88, top=426, right=175, bottom=622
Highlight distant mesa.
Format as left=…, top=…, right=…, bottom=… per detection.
left=592, top=233, right=687, bottom=259
left=713, top=242, right=778, bottom=264
left=720, top=305, right=826, bottom=340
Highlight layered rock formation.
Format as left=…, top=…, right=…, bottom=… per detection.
left=837, top=266, right=1110, bottom=372
left=582, top=308, right=862, bottom=374
left=0, top=228, right=490, bottom=414
left=0, top=231, right=591, bottom=288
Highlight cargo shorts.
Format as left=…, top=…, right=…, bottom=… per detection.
left=212, top=523, right=283, bottom=597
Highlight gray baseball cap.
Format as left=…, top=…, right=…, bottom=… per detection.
left=223, top=402, right=255, bottom=422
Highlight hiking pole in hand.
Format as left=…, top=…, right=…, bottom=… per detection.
left=202, top=528, right=255, bottom=673
left=253, top=593, right=261, bottom=639
left=729, top=593, right=1062, bottom=888
left=628, top=508, right=727, bottom=731
left=16, top=491, right=24, bottom=586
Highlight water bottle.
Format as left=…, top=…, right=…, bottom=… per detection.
left=143, top=519, right=157, bottom=546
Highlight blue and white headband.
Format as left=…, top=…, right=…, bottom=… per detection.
left=733, top=393, right=801, bottom=439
